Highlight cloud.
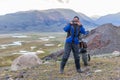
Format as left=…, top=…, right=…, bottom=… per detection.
left=57, top=0, right=64, bottom=3
left=56, top=0, right=70, bottom=3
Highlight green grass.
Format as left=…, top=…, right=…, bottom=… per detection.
left=0, top=54, right=20, bottom=67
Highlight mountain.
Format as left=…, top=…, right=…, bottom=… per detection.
left=0, top=9, right=97, bottom=33
left=85, top=23, right=120, bottom=55
left=91, top=15, right=100, bottom=20
left=78, top=12, right=98, bottom=29
left=95, top=12, right=120, bottom=26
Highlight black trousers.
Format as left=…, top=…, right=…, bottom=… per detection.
left=60, top=42, right=81, bottom=71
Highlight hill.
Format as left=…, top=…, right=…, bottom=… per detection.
left=95, top=12, right=120, bottom=26
left=86, top=23, right=120, bottom=55
left=0, top=9, right=97, bottom=33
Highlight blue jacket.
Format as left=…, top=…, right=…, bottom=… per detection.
left=64, top=23, right=87, bottom=44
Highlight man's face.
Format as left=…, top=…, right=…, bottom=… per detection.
left=73, top=18, right=79, bottom=22
left=72, top=18, right=79, bottom=25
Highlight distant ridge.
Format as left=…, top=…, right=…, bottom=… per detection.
left=95, top=12, right=120, bottom=26
left=0, top=9, right=97, bottom=33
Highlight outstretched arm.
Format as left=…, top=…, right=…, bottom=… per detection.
left=80, top=25, right=88, bottom=35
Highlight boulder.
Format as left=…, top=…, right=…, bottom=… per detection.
left=112, top=51, right=120, bottom=56
left=43, top=49, right=64, bottom=60
left=11, top=53, right=42, bottom=71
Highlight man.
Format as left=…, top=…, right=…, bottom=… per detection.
left=60, top=16, right=87, bottom=74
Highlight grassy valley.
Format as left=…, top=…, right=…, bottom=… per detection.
left=0, top=32, right=120, bottom=80
left=0, top=32, right=65, bottom=67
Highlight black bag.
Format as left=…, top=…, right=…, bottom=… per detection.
left=80, top=48, right=87, bottom=53
left=79, top=41, right=87, bottom=48
left=79, top=41, right=91, bottom=61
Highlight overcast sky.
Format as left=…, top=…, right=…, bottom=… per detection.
left=0, top=0, right=120, bottom=17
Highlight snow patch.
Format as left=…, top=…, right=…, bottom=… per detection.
left=13, top=51, right=36, bottom=55
left=12, top=35, right=28, bottom=38
left=39, top=37, right=49, bottom=41
left=48, top=36, right=55, bottom=39
left=36, top=50, right=45, bottom=53
left=0, top=45, right=7, bottom=49
left=0, top=41, right=23, bottom=49
left=39, top=36, right=56, bottom=41
left=11, top=41, right=22, bottom=46
left=44, top=44, right=55, bottom=46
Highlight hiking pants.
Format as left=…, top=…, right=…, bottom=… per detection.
left=60, top=42, right=81, bottom=71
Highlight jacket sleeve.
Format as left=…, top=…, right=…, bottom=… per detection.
left=80, top=25, right=88, bottom=35
left=63, top=23, right=71, bottom=32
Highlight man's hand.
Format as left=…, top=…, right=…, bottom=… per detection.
left=77, top=21, right=82, bottom=26
left=70, top=21, right=73, bottom=25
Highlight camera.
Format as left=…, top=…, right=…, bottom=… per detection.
left=72, top=21, right=78, bottom=25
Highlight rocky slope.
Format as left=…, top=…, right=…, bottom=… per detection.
left=86, top=23, right=120, bottom=55
left=42, top=23, right=120, bottom=58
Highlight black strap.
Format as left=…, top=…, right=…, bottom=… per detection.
left=66, top=24, right=82, bottom=38
left=72, top=25, right=77, bottom=42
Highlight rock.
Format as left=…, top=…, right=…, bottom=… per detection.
left=15, top=71, right=26, bottom=79
left=112, top=51, right=120, bottom=56
left=11, top=54, right=42, bottom=71
left=83, top=66, right=90, bottom=72
left=5, top=75, right=13, bottom=80
left=43, top=61, right=50, bottom=64
left=30, top=46, right=36, bottom=50
left=57, top=44, right=62, bottom=47
left=43, top=49, right=64, bottom=60
left=7, top=77, right=14, bottom=80
left=5, top=76, right=10, bottom=80
left=94, top=69, right=102, bottom=73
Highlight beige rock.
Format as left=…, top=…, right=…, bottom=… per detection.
left=11, top=53, right=42, bottom=71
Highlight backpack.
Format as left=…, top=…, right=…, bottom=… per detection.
left=79, top=41, right=87, bottom=53
left=79, top=41, right=87, bottom=48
